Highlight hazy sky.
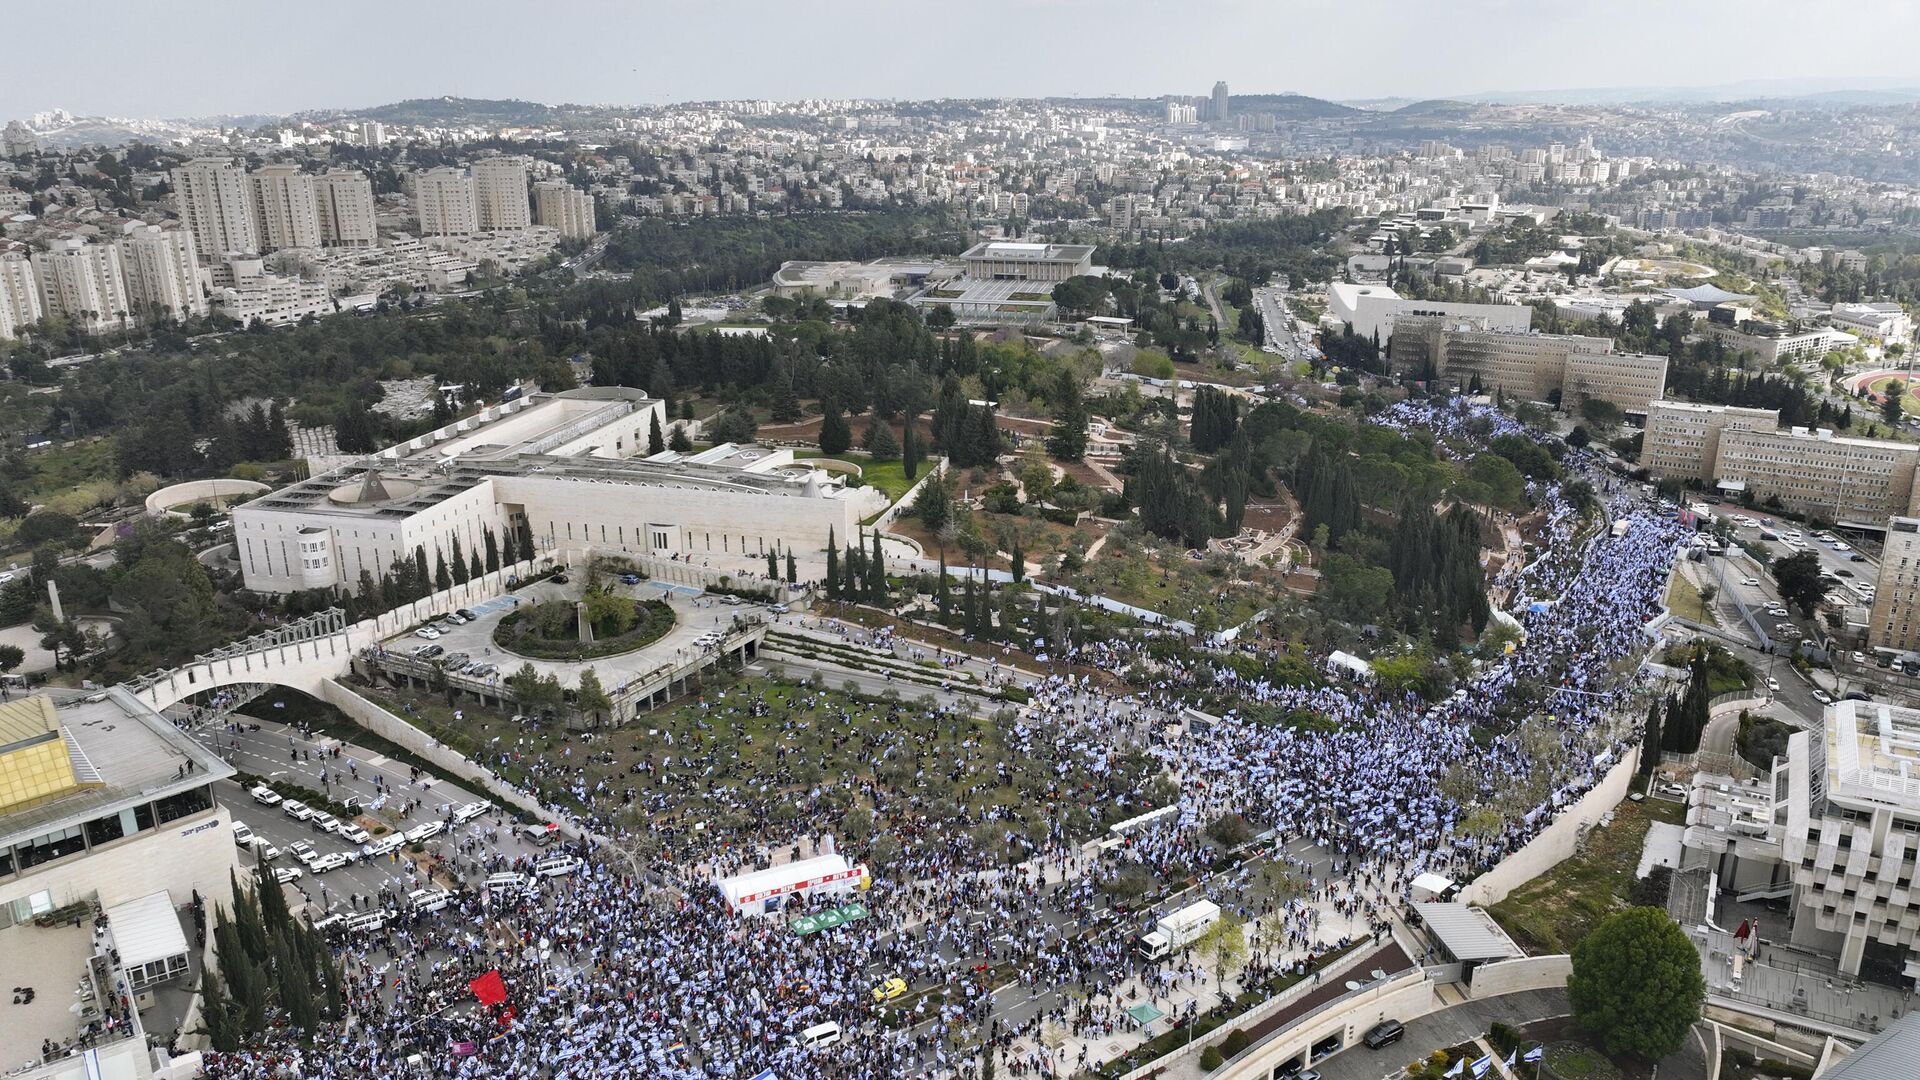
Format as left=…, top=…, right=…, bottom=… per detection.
left=8, top=0, right=1920, bottom=118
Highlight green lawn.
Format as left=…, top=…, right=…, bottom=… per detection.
left=796, top=452, right=918, bottom=505
left=1487, top=794, right=1687, bottom=954
left=1664, top=573, right=1715, bottom=626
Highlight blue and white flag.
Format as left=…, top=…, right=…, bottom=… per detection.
left=1506, top=1050, right=1518, bottom=1069
left=1523, top=1045, right=1544, bottom=1063
left=1471, top=1054, right=1493, bottom=1078
left=1445, top=1058, right=1466, bottom=1078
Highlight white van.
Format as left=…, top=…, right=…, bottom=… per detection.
left=485, top=872, right=533, bottom=900
left=533, top=854, right=580, bottom=879
left=795, top=1021, right=842, bottom=1050
left=408, top=888, right=453, bottom=913
left=344, top=911, right=388, bottom=934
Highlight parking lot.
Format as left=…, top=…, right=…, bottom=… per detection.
left=206, top=715, right=559, bottom=919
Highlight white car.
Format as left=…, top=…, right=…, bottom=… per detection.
left=282, top=800, right=314, bottom=822
left=405, top=820, right=444, bottom=843
left=533, top=854, right=580, bottom=878
left=453, top=801, right=492, bottom=824
left=310, top=852, right=351, bottom=874
left=365, top=834, right=404, bottom=858
left=1812, top=690, right=1834, bottom=705
left=271, top=867, right=304, bottom=885
left=413, top=626, right=442, bottom=640
left=287, top=840, right=318, bottom=864
left=248, top=838, right=280, bottom=860
left=339, top=823, right=371, bottom=845
left=1741, top=577, right=1761, bottom=587
left=309, top=811, right=340, bottom=834
left=231, top=821, right=255, bottom=847
left=250, top=785, right=282, bottom=806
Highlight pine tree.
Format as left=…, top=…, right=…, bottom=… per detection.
left=825, top=528, right=840, bottom=600
left=865, top=420, right=900, bottom=462
left=1046, top=370, right=1089, bottom=461
left=820, top=401, right=852, bottom=455
left=648, top=412, right=666, bottom=455
left=668, top=425, right=693, bottom=452
left=785, top=550, right=797, bottom=584
left=845, top=543, right=864, bottom=600
left=999, top=587, right=1019, bottom=640
left=769, top=363, right=802, bottom=423
left=1010, top=536, right=1025, bottom=582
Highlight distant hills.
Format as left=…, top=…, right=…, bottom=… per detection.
left=1227, top=93, right=1360, bottom=119
left=1458, top=77, right=1920, bottom=107
left=294, top=97, right=582, bottom=127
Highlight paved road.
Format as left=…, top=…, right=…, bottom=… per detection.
left=1309, top=989, right=1570, bottom=1080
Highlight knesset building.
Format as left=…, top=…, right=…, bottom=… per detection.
left=232, top=387, right=872, bottom=596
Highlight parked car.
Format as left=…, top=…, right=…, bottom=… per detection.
left=231, top=821, right=255, bottom=847
left=455, top=608, right=477, bottom=621
left=454, top=800, right=493, bottom=823
left=250, top=785, right=282, bottom=806
left=309, top=811, right=340, bottom=834
left=1812, top=690, right=1834, bottom=705
left=310, top=852, right=350, bottom=873
left=1363, top=1020, right=1405, bottom=1049
left=550, top=573, right=569, bottom=585
left=620, top=574, right=641, bottom=586
left=1741, top=577, right=1761, bottom=587
left=272, top=867, right=304, bottom=884
left=413, top=626, right=442, bottom=640
left=282, top=800, right=314, bottom=821
left=338, top=823, right=371, bottom=845
left=444, top=612, right=469, bottom=625
left=417, top=645, right=445, bottom=660
left=365, top=834, right=405, bottom=858
left=248, top=837, right=281, bottom=860
left=405, top=820, right=444, bottom=843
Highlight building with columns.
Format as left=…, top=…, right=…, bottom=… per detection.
left=231, top=387, right=868, bottom=594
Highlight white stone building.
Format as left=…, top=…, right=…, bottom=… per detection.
left=171, top=157, right=260, bottom=259
left=533, top=179, right=595, bottom=239
left=314, top=170, right=377, bottom=246
left=473, top=156, right=531, bottom=231
left=0, top=249, right=42, bottom=339
left=31, top=238, right=128, bottom=332
left=416, top=166, right=479, bottom=236
left=249, top=163, right=323, bottom=252
left=114, top=223, right=206, bottom=321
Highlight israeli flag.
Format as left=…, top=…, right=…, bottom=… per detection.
left=1471, top=1054, right=1493, bottom=1078
left=1445, top=1059, right=1466, bottom=1078
left=1524, top=1045, right=1544, bottom=1063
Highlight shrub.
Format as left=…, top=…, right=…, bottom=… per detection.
left=1219, top=1028, right=1250, bottom=1059
left=1198, top=1045, right=1223, bottom=1070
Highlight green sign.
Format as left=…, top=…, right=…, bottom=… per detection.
left=789, top=901, right=871, bottom=936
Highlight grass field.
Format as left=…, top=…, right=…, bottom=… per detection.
left=360, top=674, right=1161, bottom=855
left=1487, top=794, right=1687, bottom=954
left=1664, top=572, right=1715, bottom=626
left=1867, top=376, right=1920, bottom=415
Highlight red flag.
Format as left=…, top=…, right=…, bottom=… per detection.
left=470, top=970, right=508, bottom=1006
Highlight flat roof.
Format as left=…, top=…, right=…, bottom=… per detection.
left=0, top=689, right=233, bottom=850
left=961, top=240, right=1094, bottom=262
left=1420, top=902, right=1524, bottom=962
left=1826, top=700, right=1920, bottom=807
left=105, top=891, right=188, bottom=970
left=1818, top=1009, right=1920, bottom=1080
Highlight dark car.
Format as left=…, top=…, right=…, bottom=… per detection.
left=1850, top=553, right=1867, bottom=562
left=551, top=573, right=569, bottom=584
left=620, top=573, right=642, bottom=585
left=1363, top=1020, right=1405, bottom=1049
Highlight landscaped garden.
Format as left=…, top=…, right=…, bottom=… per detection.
left=493, top=593, right=675, bottom=660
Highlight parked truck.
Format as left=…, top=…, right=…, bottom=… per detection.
left=1136, top=900, right=1221, bottom=960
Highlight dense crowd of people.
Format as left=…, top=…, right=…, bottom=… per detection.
left=200, top=399, right=1686, bottom=1080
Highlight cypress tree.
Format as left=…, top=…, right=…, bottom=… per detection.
left=786, top=550, right=797, bottom=584
left=434, top=549, right=452, bottom=592
left=648, top=412, right=666, bottom=455
left=825, top=528, right=840, bottom=600
left=469, top=550, right=484, bottom=580
left=1010, top=536, right=1025, bottom=583
left=867, top=530, right=886, bottom=603
left=937, top=556, right=953, bottom=624
left=767, top=548, right=779, bottom=579
left=500, top=526, right=519, bottom=566
left=902, top=414, right=922, bottom=480
left=450, top=536, right=469, bottom=584
left=1639, top=698, right=1663, bottom=778
left=999, top=587, right=1019, bottom=640
left=200, top=969, right=238, bottom=1051
left=820, top=401, right=852, bottom=455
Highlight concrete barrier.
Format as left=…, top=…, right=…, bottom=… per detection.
left=1466, top=955, right=1571, bottom=997
left=1213, top=969, right=1438, bottom=1080
left=144, top=477, right=270, bottom=517
left=317, top=678, right=571, bottom=835
left=1459, top=746, right=1641, bottom=906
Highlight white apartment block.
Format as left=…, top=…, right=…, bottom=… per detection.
left=314, top=170, right=377, bottom=246
left=0, top=251, right=42, bottom=339
left=473, top=156, right=531, bottom=231
left=1389, top=314, right=1668, bottom=412
left=210, top=256, right=333, bottom=327
left=249, top=163, right=323, bottom=252
left=232, top=388, right=867, bottom=595
left=1870, top=517, right=1920, bottom=653
left=416, top=167, right=479, bottom=236
left=1700, top=321, right=1859, bottom=365
left=533, top=180, right=595, bottom=239
left=1830, top=303, right=1914, bottom=344
left=114, top=224, right=206, bottom=321
left=31, top=238, right=128, bottom=332
left=171, top=157, right=259, bottom=259
left=1684, top=701, right=1920, bottom=978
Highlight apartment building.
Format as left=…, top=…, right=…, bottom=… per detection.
left=416, top=167, right=480, bottom=236
left=31, top=238, right=128, bottom=332
left=1389, top=315, right=1668, bottom=412
left=210, top=256, right=333, bottom=327
left=473, top=156, right=531, bottom=231
left=532, top=179, right=595, bottom=240
left=248, top=163, right=323, bottom=251
left=1641, top=400, right=1783, bottom=482
left=1683, top=700, right=1920, bottom=978
left=114, top=223, right=206, bottom=321
left=171, top=157, right=259, bottom=258
left=314, top=170, right=377, bottom=246
left=1870, top=518, right=1920, bottom=653
left=0, top=250, right=42, bottom=339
